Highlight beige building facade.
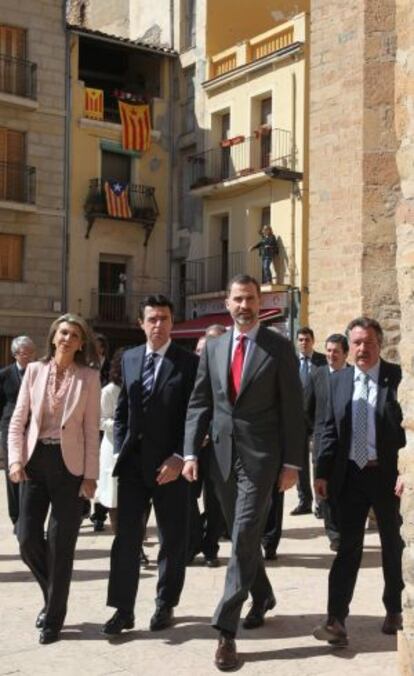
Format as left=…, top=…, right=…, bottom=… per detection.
left=0, top=0, right=67, bottom=365
left=66, top=24, right=176, bottom=347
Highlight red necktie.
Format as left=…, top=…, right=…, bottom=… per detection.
left=229, top=335, right=246, bottom=404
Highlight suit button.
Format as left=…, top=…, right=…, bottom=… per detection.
left=137, top=433, right=143, bottom=440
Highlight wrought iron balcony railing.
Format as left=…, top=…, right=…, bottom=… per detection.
left=90, top=290, right=148, bottom=324
left=0, top=161, right=36, bottom=204
left=185, top=251, right=263, bottom=295
left=189, top=127, right=295, bottom=189
left=0, top=53, right=37, bottom=99
left=84, top=178, right=159, bottom=242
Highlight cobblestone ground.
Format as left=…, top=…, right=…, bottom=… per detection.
left=0, top=480, right=398, bottom=675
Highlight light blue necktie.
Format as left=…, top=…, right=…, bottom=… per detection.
left=353, top=373, right=369, bottom=468
left=299, top=357, right=308, bottom=386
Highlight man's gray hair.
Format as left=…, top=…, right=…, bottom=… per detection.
left=11, top=335, right=35, bottom=356
left=205, top=324, right=227, bottom=337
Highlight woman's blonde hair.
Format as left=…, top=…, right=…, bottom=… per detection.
left=42, top=313, right=98, bottom=366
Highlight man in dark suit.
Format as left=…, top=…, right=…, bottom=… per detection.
left=102, top=294, right=198, bottom=635
left=0, top=335, right=36, bottom=525
left=305, top=333, right=349, bottom=550
left=182, top=274, right=305, bottom=670
left=313, top=317, right=405, bottom=646
left=291, top=326, right=327, bottom=516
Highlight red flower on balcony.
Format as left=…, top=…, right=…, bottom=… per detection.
left=220, top=135, right=245, bottom=148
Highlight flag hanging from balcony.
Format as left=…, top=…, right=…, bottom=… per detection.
left=118, top=100, right=151, bottom=152
left=104, top=180, right=132, bottom=219
left=84, top=87, right=104, bottom=120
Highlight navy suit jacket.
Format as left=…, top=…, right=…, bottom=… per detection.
left=113, top=342, right=198, bottom=485
left=316, top=359, right=406, bottom=495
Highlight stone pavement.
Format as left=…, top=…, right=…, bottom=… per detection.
left=0, top=481, right=398, bottom=676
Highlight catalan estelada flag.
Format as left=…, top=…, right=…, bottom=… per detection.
left=104, top=180, right=132, bottom=219
left=84, top=87, right=104, bottom=120
left=118, top=100, right=151, bottom=152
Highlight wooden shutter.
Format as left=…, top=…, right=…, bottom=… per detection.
left=0, top=26, right=26, bottom=96
left=0, top=233, right=23, bottom=280
left=0, top=335, right=13, bottom=367
left=0, top=127, right=25, bottom=201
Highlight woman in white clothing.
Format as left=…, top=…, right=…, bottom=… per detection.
left=97, top=349, right=123, bottom=532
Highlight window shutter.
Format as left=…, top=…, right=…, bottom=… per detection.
left=0, top=233, right=23, bottom=280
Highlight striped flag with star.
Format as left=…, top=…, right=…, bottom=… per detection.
left=84, top=87, right=104, bottom=120
left=104, top=180, right=132, bottom=219
left=118, top=100, right=151, bottom=152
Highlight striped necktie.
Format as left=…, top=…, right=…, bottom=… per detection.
left=353, top=373, right=369, bottom=468
left=141, top=352, right=156, bottom=409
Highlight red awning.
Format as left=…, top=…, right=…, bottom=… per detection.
left=171, top=309, right=282, bottom=339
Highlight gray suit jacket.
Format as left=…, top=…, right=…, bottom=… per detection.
left=183, top=325, right=305, bottom=483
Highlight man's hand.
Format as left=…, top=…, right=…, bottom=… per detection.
left=79, top=478, right=97, bottom=499
left=278, top=467, right=298, bottom=492
left=156, top=455, right=184, bottom=485
left=182, top=459, right=198, bottom=482
left=9, top=462, right=27, bottom=483
left=395, top=475, right=404, bottom=498
left=314, top=478, right=328, bottom=499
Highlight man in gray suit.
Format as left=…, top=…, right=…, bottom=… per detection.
left=182, top=274, right=305, bottom=670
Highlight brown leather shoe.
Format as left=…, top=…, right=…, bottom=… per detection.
left=313, top=617, right=348, bottom=647
left=214, top=636, right=238, bottom=671
left=382, top=612, right=403, bottom=635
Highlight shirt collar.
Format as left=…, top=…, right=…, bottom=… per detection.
left=354, top=360, right=380, bottom=383
left=233, top=322, right=260, bottom=343
left=145, top=338, right=171, bottom=358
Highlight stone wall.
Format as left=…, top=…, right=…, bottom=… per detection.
left=309, top=1, right=400, bottom=357
left=395, top=1, right=414, bottom=670
left=0, top=0, right=66, bottom=358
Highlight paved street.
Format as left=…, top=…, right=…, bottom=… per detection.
left=0, top=480, right=398, bottom=675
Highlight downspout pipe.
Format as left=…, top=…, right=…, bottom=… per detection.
left=62, top=0, right=71, bottom=313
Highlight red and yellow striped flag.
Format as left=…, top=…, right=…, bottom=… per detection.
left=118, top=101, right=151, bottom=152
left=84, top=87, right=104, bottom=120
left=104, top=180, right=132, bottom=219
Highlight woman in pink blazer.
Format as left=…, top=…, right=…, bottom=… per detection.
left=8, top=313, right=101, bottom=645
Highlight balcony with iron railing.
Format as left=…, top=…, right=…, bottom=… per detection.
left=0, top=53, right=37, bottom=103
left=189, top=127, right=300, bottom=190
left=185, top=251, right=263, bottom=296
left=0, top=161, right=36, bottom=206
left=84, top=178, right=159, bottom=242
left=206, top=14, right=306, bottom=81
left=90, top=289, right=147, bottom=325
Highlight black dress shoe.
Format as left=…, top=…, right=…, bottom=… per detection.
left=215, top=636, right=238, bottom=670
left=382, top=612, right=403, bottom=635
left=35, top=608, right=46, bottom=629
left=243, top=595, right=276, bottom=629
left=205, top=556, right=220, bottom=567
left=101, top=610, right=135, bottom=635
left=150, top=606, right=173, bottom=631
left=39, top=627, right=60, bottom=644
left=93, top=520, right=105, bottom=532
left=290, top=504, right=312, bottom=516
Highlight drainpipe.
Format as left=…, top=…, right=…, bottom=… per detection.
left=166, top=27, right=176, bottom=296
left=62, top=1, right=71, bottom=313
left=289, top=71, right=297, bottom=289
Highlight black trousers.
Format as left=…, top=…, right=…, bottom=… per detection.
left=188, top=446, right=225, bottom=560
left=211, top=454, right=275, bottom=635
left=107, top=452, right=190, bottom=613
left=328, top=462, right=404, bottom=622
left=3, top=441, right=20, bottom=524
left=262, top=488, right=284, bottom=553
left=296, top=436, right=313, bottom=508
left=17, top=442, right=83, bottom=630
